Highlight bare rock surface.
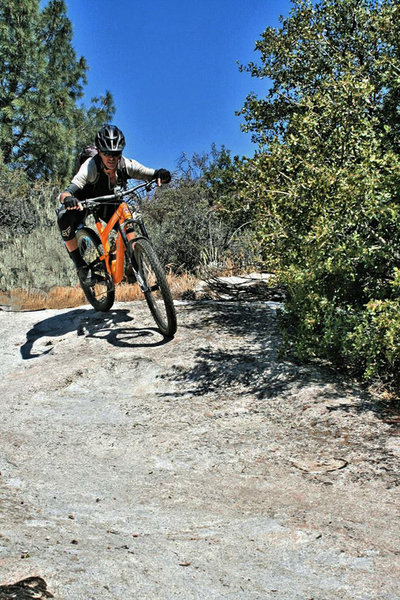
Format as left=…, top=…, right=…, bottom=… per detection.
left=0, top=299, right=398, bottom=599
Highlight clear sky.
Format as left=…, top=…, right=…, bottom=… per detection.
left=62, top=0, right=293, bottom=172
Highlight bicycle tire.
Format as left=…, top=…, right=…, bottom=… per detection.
left=76, top=227, right=115, bottom=312
left=128, top=237, right=177, bottom=337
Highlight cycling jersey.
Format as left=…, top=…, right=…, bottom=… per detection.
left=64, top=154, right=155, bottom=200
left=57, top=154, right=156, bottom=241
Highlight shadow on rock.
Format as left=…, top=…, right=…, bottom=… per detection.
left=167, top=302, right=371, bottom=406
left=21, top=307, right=169, bottom=359
left=0, top=577, right=53, bottom=599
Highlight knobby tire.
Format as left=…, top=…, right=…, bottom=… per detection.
left=129, top=237, right=177, bottom=337
left=76, top=227, right=115, bottom=312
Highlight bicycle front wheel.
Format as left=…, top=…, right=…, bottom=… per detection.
left=76, top=227, right=115, bottom=312
left=129, top=238, right=177, bottom=337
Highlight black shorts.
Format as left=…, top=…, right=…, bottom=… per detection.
left=56, top=203, right=121, bottom=241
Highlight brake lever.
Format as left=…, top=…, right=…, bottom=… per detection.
left=80, top=199, right=96, bottom=211
left=145, top=179, right=157, bottom=192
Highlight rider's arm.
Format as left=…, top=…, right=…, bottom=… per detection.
left=123, top=158, right=171, bottom=184
left=60, top=186, right=80, bottom=203
left=59, top=158, right=98, bottom=204
left=69, top=157, right=98, bottom=190
left=123, top=158, right=157, bottom=181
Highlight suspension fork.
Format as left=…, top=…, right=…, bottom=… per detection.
left=119, top=223, right=149, bottom=293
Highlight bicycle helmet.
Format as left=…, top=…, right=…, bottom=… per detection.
left=95, top=124, right=126, bottom=152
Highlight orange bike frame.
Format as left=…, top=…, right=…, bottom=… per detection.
left=94, top=202, right=134, bottom=285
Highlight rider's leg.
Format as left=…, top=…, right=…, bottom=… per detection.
left=63, top=233, right=94, bottom=285
left=65, top=237, right=86, bottom=269
left=65, top=238, right=78, bottom=252
left=57, top=208, right=86, bottom=269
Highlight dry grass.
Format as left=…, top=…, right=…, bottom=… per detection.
left=0, top=272, right=199, bottom=311
left=0, top=286, right=86, bottom=311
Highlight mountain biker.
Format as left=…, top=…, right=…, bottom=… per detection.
left=57, top=124, right=171, bottom=285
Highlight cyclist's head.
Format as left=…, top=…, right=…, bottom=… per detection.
left=95, top=124, right=126, bottom=153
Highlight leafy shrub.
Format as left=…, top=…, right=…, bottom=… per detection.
left=0, top=154, right=260, bottom=292
left=349, top=298, right=400, bottom=386
left=220, top=0, right=400, bottom=392
left=231, top=70, right=400, bottom=391
left=142, top=166, right=259, bottom=276
left=0, top=169, right=75, bottom=290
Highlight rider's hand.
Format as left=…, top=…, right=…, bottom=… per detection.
left=63, top=195, right=81, bottom=210
left=153, top=168, right=171, bottom=185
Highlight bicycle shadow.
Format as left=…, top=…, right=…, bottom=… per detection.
left=20, top=307, right=169, bottom=359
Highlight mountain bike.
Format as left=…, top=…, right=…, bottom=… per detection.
left=75, top=180, right=177, bottom=338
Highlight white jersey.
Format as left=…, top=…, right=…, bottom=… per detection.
left=70, top=155, right=155, bottom=191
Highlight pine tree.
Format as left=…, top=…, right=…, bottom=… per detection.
left=0, top=0, right=114, bottom=181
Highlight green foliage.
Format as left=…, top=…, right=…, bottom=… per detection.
left=0, top=167, right=75, bottom=290
left=0, top=0, right=114, bottom=181
left=231, top=0, right=400, bottom=390
left=0, top=147, right=259, bottom=292
left=142, top=149, right=259, bottom=275
left=0, top=0, right=115, bottom=289
left=239, top=0, right=400, bottom=150
left=349, top=296, right=400, bottom=384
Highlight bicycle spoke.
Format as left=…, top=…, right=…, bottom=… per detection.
left=131, top=238, right=177, bottom=337
left=76, top=228, right=115, bottom=312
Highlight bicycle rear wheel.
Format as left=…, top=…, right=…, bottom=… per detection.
left=128, top=237, right=177, bottom=337
left=76, top=227, right=115, bottom=312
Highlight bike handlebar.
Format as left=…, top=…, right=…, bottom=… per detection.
left=80, top=179, right=157, bottom=207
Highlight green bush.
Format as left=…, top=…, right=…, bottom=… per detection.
left=349, top=298, right=400, bottom=385
left=231, top=73, right=400, bottom=391
left=142, top=175, right=259, bottom=276
left=0, top=160, right=260, bottom=292
left=224, top=0, right=400, bottom=392
left=0, top=169, right=75, bottom=290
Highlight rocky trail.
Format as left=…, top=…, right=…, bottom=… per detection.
left=0, top=298, right=398, bottom=599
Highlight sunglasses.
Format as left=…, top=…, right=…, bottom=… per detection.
left=101, top=151, right=122, bottom=157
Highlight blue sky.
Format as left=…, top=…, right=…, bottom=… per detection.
left=63, top=0, right=293, bottom=172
